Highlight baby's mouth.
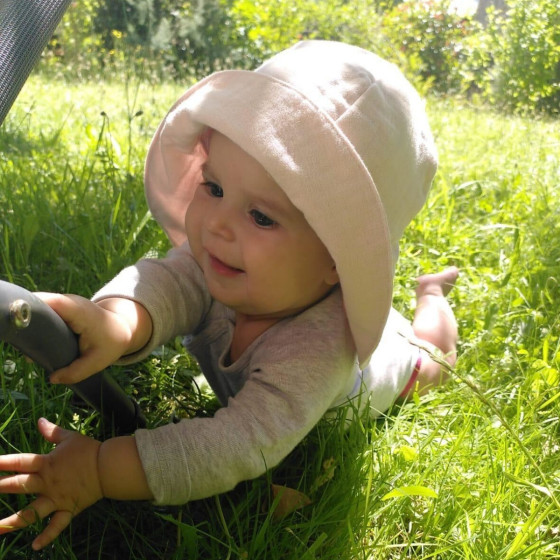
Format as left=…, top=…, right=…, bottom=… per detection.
left=209, top=254, right=244, bottom=276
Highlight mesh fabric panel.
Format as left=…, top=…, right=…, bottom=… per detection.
left=0, top=0, right=72, bottom=124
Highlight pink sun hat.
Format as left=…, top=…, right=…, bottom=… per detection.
left=144, top=40, right=437, bottom=367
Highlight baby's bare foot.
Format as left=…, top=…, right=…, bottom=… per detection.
left=416, top=266, right=459, bottom=298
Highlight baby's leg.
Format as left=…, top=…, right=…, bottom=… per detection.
left=402, top=266, right=459, bottom=397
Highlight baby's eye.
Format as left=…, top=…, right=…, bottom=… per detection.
left=203, top=181, right=223, bottom=198
left=250, top=209, right=276, bottom=228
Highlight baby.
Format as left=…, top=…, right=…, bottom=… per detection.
left=0, top=40, right=457, bottom=550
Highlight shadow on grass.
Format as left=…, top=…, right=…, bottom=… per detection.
left=0, top=125, right=62, bottom=157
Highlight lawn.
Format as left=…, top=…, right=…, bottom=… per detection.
left=0, top=75, right=559, bottom=559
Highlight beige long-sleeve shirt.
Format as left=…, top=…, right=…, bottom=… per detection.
left=93, top=244, right=416, bottom=505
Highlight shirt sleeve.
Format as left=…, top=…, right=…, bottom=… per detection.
left=92, top=243, right=212, bottom=363
left=134, top=292, right=357, bottom=505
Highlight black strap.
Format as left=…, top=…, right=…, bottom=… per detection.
left=0, top=0, right=72, bottom=125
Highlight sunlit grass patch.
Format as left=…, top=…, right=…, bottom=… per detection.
left=0, top=80, right=559, bottom=558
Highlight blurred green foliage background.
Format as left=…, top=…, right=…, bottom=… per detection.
left=44, top=0, right=559, bottom=116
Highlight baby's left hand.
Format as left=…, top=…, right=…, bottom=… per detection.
left=0, top=418, right=103, bottom=550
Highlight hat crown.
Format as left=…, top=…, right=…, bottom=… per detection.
left=257, top=42, right=373, bottom=122
left=257, top=41, right=437, bottom=259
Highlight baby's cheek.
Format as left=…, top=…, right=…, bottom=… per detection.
left=184, top=207, right=198, bottom=242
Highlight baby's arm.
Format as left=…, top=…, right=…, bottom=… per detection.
left=0, top=418, right=153, bottom=550
left=0, top=248, right=209, bottom=548
left=38, top=293, right=153, bottom=385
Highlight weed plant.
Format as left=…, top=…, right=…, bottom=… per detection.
left=0, top=78, right=559, bottom=559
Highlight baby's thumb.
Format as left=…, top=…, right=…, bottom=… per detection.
left=49, top=353, right=103, bottom=385
left=37, top=418, right=72, bottom=445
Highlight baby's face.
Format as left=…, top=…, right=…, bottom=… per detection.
left=185, top=131, right=338, bottom=320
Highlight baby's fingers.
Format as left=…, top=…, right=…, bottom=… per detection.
left=0, top=453, right=43, bottom=475
left=31, top=510, right=72, bottom=551
left=0, top=495, right=55, bottom=534
left=0, top=495, right=70, bottom=551
left=34, top=292, right=85, bottom=330
left=0, top=472, right=43, bottom=495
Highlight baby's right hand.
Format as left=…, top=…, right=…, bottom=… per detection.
left=36, top=294, right=149, bottom=385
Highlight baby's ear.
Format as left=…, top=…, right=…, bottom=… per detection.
left=326, top=264, right=339, bottom=286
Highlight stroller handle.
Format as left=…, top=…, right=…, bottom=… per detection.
left=0, top=280, right=146, bottom=434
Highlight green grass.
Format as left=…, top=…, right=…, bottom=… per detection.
left=1, top=75, right=559, bottom=559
